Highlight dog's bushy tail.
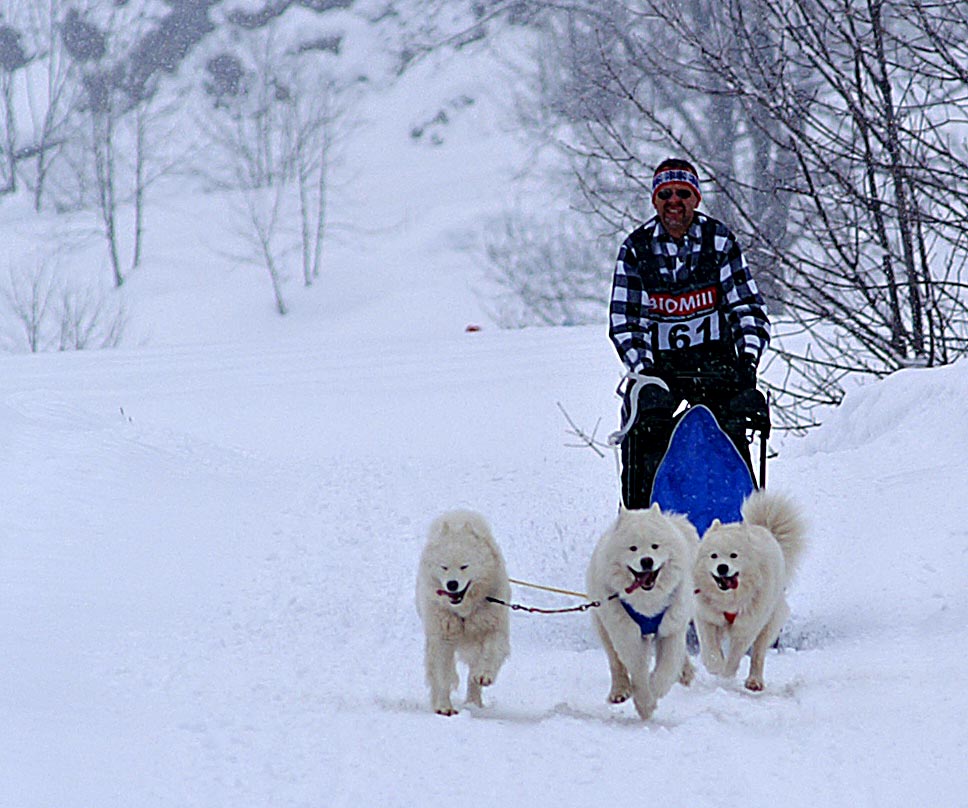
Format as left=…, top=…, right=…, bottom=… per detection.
left=742, top=490, right=806, bottom=579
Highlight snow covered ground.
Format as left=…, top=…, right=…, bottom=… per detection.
left=2, top=35, right=967, bottom=808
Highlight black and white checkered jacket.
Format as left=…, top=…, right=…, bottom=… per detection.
left=609, top=212, right=770, bottom=375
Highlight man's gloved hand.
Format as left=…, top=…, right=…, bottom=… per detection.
left=727, top=388, right=770, bottom=432
left=736, top=356, right=758, bottom=390
left=728, top=357, right=770, bottom=432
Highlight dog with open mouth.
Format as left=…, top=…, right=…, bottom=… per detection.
left=586, top=503, right=699, bottom=720
left=416, top=509, right=511, bottom=715
left=693, top=489, right=806, bottom=691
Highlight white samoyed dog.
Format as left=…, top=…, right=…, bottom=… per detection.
left=416, top=510, right=511, bottom=716
left=693, top=490, right=806, bottom=691
left=586, top=504, right=699, bottom=720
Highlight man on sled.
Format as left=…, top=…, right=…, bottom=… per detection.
left=608, top=158, right=772, bottom=510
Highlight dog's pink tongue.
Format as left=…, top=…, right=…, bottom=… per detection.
left=728, top=576, right=739, bottom=590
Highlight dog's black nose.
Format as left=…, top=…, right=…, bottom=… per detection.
left=717, top=563, right=730, bottom=576
left=446, top=580, right=460, bottom=591
left=640, top=556, right=653, bottom=571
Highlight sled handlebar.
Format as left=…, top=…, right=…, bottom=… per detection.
left=616, top=371, right=772, bottom=435
left=612, top=371, right=772, bottom=487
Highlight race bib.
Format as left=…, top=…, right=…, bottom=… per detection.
left=646, top=285, right=721, bottom=351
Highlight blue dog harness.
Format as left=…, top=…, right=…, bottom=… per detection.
left=620, top=599, right=668, bottom=637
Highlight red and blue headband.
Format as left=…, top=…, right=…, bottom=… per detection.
left=652, top=168, right=701, bottom=203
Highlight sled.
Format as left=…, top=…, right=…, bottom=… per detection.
left=649, top=405, right=755, bottom=535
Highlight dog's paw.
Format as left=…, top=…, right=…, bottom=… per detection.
left=632, top=695, right=657, bottom=720
left=744, top=675, right=765, bottom=692
left=432, top=696, right=458, bottom=715
left=607, top=686, right=631, bottom=704
left=679, top=657, right=695, bottom=687
left=473, top=673, right=495, bottom=687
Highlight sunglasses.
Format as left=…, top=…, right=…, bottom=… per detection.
left=657, top=188, right=694, bottom=201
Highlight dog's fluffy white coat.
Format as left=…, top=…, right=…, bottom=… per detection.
left=416, top=510, right=510, bottom=715
left=693, top=490, right=806, bottom=691
left=586, top=504, right=699, bottom=720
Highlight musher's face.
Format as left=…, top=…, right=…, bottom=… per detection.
left=653, top=183, right=698, bottom=240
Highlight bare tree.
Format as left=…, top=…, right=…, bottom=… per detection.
left=24, top=0, right=76, bottom=211
left=198, top=44, right=292, bottom=314
left=235, top=183, right=292, bottom=316
left=506, top=2, right=797, bottom=298
left=57, top=281, right=127, bottom=350
left=1, top=259, right=124, bottom=352
left=670, top=0, right=968, bottom=425
left=483, top=0, right=968, bottom=430
left=484, top=210, right=613, bottom=327
left=122, top=78, right=184, bottom=272
left=0, top=20, right=30, bottom=195
left=0, top=0, right=88, bottom=212
left=282, top=67, right=357, bottom=286
left=83, top=70, right=127, bottom=286
left=199, top=24, right=357, bottom=312
left=198, top=31, right=297, bottom=314
left=3, top=262, right=55, bottom=352
left=57, top=2, right=214, bottom=285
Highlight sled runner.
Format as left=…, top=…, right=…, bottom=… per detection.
left=649, top=405, right=755, bottom=535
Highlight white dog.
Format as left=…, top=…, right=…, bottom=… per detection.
left=693, top=490, right=806, bottom=691
left=586, top=504, right=699, bottom=720
left=416, top=510, right=511, bottom=716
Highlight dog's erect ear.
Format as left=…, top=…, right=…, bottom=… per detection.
left=676, top=515, right=701, bottom=545
left=650, top=502, right=662, bottom=514
left=701, top=518, right=721, bottom=540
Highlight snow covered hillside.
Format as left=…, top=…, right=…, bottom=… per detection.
left=2, top=32, right=967, bottom=808
left=3, top=321, right=967, bottom=808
